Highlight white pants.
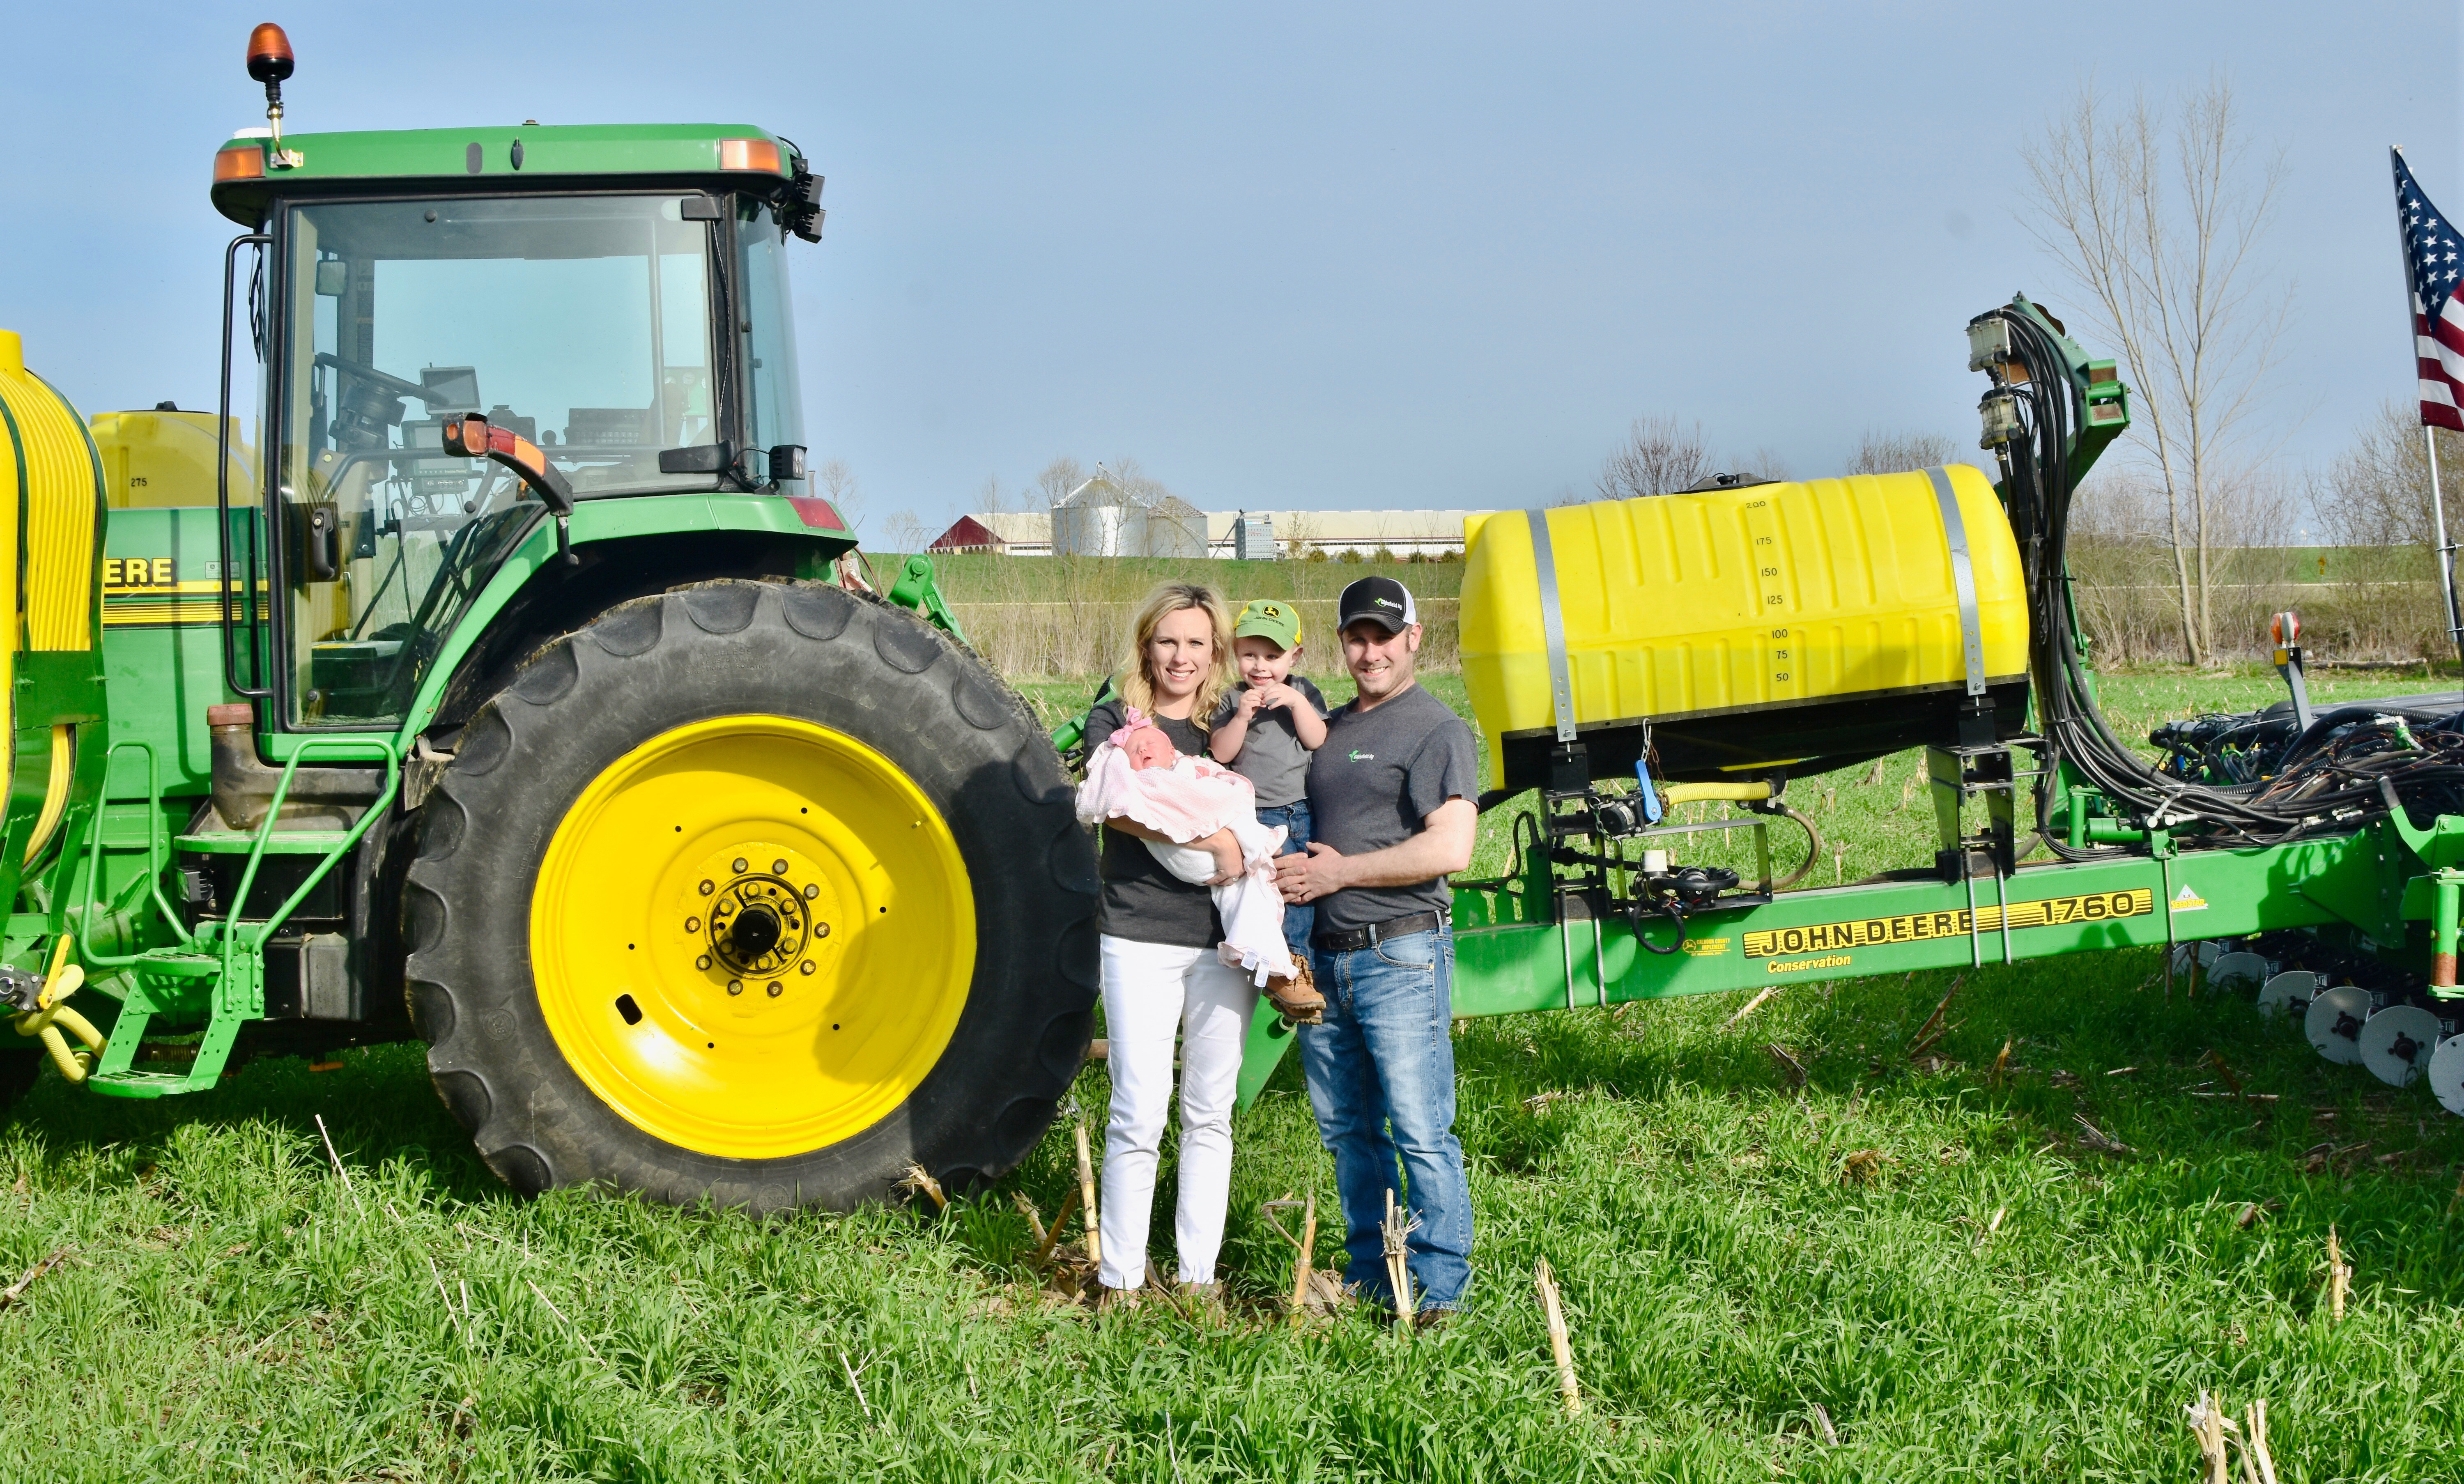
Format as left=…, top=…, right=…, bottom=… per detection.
left=1097, top=933, right=1256, bottom=1289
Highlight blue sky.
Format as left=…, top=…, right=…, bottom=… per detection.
left=2, top=4, right=2455, bottom=538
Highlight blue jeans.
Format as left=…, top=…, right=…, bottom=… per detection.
left=1254, top=802, right=1313, bottom=962
left=1297, top=927, right=1473, bottom=1311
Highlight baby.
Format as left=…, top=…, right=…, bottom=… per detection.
left=1075, top=710, right=1317, bottom=1014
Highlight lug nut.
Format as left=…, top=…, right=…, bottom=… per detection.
left=699, top=879, right=714, bottom=896
left=772, top=859, right=788, bottom=874
left=733, top=857, right=748, bottom=874
left=727, top=979, right=744, bottom=995
left=696, top=955, right=712, bottom=971
left=815, top=922, right=830, bottom=938
left=803, top=884, right=819, bottom=899
left=685, top=916, right=700, bottom=933
left=766, top=982, right=783, bottom=998
left=800, top=960, right=816, bottom=975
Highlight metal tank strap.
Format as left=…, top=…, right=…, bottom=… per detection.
left=1523, top=508, right=1578, bottom=742
left=1923, top=466, right=1987, bottom=697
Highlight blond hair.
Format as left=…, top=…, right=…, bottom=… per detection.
left=1119, top=582, right=1234, bottom=729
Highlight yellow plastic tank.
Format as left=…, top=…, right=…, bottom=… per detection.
left=1459, top=465, right=2031, bottom=790
left=88, top=407, right=255, bottom=509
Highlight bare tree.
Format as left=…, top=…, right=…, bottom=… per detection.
left=2316, top=399, right=2464, bottom=547
left=881, top=509, right=931, bottom=553
left=1845, top=430, right=1957, bottom=475
left=1105, top=455, right=1181, bottom=508
left=1280, top=510, right=1322, bottom=559
left=815, top=458, right=864, bottom=531
left=1034, top=455, right=1085, bottom=510
left=2020, top=76, right=2291, bottom=663
left=975, top=474, right=1008, bottom=514
left=1593, top=415, right=1712, bottom=501
left=1733, top=445, right=1792, bottom=483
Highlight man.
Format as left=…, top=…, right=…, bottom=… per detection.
left=1273, top=575, right=1479, bottom=1321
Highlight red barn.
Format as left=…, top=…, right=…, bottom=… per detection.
left=926, top=515, right=1005, bottom=554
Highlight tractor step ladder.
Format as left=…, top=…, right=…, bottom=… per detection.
left=76, top=739, right=397, bottom=1098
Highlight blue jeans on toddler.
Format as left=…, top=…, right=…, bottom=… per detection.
left=1296, top=926, right=1473, bottom=1312
left=1253, top=801, right=1312, bottom=963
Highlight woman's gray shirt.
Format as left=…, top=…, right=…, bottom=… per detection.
left=1084, top=697, right=1222, bottom=949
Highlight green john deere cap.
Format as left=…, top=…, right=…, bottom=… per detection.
left=1234, top=599, right=1303, bottom=651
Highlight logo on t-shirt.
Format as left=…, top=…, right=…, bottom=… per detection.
left=1348, top=749, right=1374, bottom=760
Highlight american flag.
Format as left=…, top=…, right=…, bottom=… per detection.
left=2396, top=148, right=2464, bottom=431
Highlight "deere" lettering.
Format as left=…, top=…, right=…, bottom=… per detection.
left=1742, top=888, right=2154, bottom=958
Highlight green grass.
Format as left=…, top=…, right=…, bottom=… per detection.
left=7, top=667, right=2464, bottom=1480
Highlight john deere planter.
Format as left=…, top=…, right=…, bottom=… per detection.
left=1225, top=297, right=2464, bottom=1121
left=0, top=27, right=1094, bottom=1213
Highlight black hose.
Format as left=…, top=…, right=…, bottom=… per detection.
left=1632, top=899, right=1688, bottom=955
left=1981, top=306, right=2411, bottom=854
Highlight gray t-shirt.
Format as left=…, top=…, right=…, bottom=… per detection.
left=1084, top=698, right=1221, bottom=950
left=1305, top=682, right=1480, bottom=934
left=1207, top=674, right=1329, bottom=808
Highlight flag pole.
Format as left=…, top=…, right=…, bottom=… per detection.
left=2394, top=147, right=2464, bottom=668
left=2431, top=425, right=2463, bottom=668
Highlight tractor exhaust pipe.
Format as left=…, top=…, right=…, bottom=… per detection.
left=207, top=703, right=384, bottom=831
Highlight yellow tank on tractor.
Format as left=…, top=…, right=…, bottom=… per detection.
left=0, top=26, right=1099, bottom=1213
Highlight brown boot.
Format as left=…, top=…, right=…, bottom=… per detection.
left=1264, top=962, right=1324, bottom=1025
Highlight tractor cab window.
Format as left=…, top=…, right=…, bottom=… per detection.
left=274, top=194, right=718, bottom=726
left=737, top=197, right=804, bottom=488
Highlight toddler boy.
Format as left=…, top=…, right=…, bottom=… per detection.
left=1209, top=600, right=1329, bottom=1019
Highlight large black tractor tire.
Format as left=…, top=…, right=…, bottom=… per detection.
left=403, top=580, right=1098, bottom=1213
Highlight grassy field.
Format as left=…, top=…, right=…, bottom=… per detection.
left=6, top=667, right=2464, bottom=1481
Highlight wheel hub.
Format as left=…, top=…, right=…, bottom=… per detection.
left=708, top=873, right=807, bottom=977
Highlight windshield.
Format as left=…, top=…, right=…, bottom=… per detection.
left=274, top=193, right=717, bottom=726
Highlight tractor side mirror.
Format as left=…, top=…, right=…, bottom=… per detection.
left=657, top=442, right=735, bottom=476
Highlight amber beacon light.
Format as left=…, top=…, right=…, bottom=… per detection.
left=245, top=23, right=303, bottom=168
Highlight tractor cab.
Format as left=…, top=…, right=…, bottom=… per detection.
left=211, top=114, right=825, bottom=728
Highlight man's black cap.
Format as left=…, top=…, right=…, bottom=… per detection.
left=1336, top=576, right=1418, bottom=634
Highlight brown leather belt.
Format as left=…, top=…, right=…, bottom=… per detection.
left=1312, top=911, right=1446, bottom=953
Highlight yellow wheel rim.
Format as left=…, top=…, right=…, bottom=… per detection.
left=531, top=715, right=975, bottom=1159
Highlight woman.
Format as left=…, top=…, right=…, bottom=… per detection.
left=1083, top=582, right=1254, bottom=1308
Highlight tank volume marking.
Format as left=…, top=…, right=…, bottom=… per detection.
left=1741, top=498, right=1792, bottom=697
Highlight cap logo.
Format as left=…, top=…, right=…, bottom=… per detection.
left=1375, top=598, right=1400, bottom=609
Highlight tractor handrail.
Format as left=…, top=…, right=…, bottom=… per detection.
left=216, top=231, right=273, bottom=700
left=221, top=736, right=401, bottom=953
left=74, top=742, right=195, bottom=966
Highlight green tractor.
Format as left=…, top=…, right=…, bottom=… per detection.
left=0, top=26, right=1097, bottom=1213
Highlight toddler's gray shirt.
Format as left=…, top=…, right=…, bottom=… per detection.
left=1209, top=675, right=1330, bottom=808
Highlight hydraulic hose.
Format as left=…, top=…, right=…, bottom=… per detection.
left=1985, top=306, right=2452, bottom=854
